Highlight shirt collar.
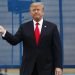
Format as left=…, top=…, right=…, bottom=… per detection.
left=33, top=18, right=43, bottom=25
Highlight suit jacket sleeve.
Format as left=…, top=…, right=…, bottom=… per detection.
left=2, top=25, right=23, bottom=45
left=52, top=25, right=63, bottom=69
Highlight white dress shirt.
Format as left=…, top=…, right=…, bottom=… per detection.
left=33, top=18, right=43, bottom=33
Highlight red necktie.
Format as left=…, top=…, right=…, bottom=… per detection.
left=34, top=22, right=40, bottom=45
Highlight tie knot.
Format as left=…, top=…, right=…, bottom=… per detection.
left=36, top=22, right=39, bottom=25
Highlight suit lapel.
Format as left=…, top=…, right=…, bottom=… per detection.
left=29, top=21, right=37, bottom=45
left=29, top=20, right=48, bottom=46
left=39, top=21, right=48, bottom=44
left=27, top=21, right=35, bottom=43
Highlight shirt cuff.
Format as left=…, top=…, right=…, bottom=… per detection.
left=2, top=30, right=6, bottom=37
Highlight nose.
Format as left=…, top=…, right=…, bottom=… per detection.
left=35, top=10, right=38, bottom=13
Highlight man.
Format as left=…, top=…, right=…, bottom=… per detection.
left=0, top=2, right=63, bottom=75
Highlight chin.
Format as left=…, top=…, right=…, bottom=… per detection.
left=35, top=17, right=41, bottom=21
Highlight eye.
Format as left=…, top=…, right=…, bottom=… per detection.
left=37, top=9, right=40, bottom=11
left=33, top=9, right=36, bottom=11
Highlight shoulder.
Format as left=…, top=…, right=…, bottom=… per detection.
left=20, top=20, right=33, bottom=28
left=43, top=20, right=57, bottom=28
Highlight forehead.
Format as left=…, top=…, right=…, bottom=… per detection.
left=30, top=3, right=44, bottom=9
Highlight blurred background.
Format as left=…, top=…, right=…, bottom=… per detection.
left=0, top=0, right=75, bottom=75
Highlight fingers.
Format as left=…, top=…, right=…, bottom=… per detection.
left=55, top=68, right=63, bottom=75
left=0, top=25, right=6, bottom=34
left=0, top=26, right=3, bottom=33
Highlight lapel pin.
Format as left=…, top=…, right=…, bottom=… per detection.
left=44, top=26, right=47, bottom=28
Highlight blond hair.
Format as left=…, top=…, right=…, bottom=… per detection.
left=30, top=2, right=44, bottom=10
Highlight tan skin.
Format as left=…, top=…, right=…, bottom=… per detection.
left=30, top=3, right=44, bottom=22
left=0, top=3, right=63, bottom=75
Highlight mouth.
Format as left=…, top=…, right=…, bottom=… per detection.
left=34, top=17, right=41, bottom=22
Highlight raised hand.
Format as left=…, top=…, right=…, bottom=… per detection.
left=0, top=25, right=6, bottom=35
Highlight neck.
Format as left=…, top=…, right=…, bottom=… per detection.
left=35, top=19, right=40, bottom=22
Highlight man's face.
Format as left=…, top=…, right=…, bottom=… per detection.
left=30, top=4, right=44, bottom=22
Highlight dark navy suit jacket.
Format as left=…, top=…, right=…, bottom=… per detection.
left=3, top=20, right=63, bottom=75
